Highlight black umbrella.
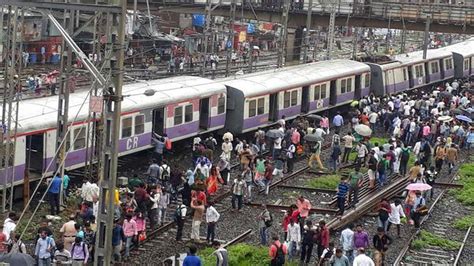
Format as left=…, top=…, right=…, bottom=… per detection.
left=265, top=129, right=284, bottom=139
left=0, top=253, right=35, bottom=266
left=304, top=133, right=323, bottom=142
left=307, top=114, right=323, bottom=121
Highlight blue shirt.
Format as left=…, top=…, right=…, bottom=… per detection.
left=112, top=225, right=125, bottom=246
left=337, top=183, right=349, bottom=198
left=35, top=237, right=55, bottom=259
left=63, top=175, right=70, bottom=189
left=183, top=255, right=201, bottom=266
left=333, top=115, right=344, bottom=127
left=49, top=176, right=62, bottom=194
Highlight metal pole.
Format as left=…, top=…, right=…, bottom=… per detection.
left=302, top=0, right=313, bottom=63
left=277, top=0, right=290, bottom=68
left=225, top=0, right=236, bottom=77
left=94, top=0, right=125, bottom=264
left=57, top=6, right=73, bottom=207
left=248, top=45, right=254, bottom=73
left=145, top=0, right=153, bottom=35
left=351, top=27, right=358, bottom=60
left=326, top=4, right=336, bottom=60
left=201, top=0, right=212, bottom=76
left=422, top=15, right=431, bottom=60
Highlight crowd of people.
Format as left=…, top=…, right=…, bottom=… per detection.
left=0, top=78, right=471, bottom=266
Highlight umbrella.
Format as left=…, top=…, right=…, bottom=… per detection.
left=0, top=253, right=35, bottom=265
left=350, top=100, right=359, bottom=107
left=439, top=91, right=453, bottom=99
left=456, top=115, right=473, bottom=123
left=354, top=124, right=372, bottom=137
left=266, top=129, right=284, bottom=139
left=406, top=183, right=432, bottom=191
left=222, top=132, right=233, bottom=141
left=307, top=114, right=323, bottom=121
left=304, top=133, right=323, bottom=142
left=437, top=116, right=453, bottom=122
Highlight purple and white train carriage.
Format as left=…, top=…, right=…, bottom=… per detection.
left=223, top=59, right=370, bottom=134
left=442, top=38, right=474, bottom=79
left=4, top=76, right=226, bottom=184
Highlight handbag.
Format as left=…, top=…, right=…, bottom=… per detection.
left=417, top=205, right=428, bottom=216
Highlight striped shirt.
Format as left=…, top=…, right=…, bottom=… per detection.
left=337, top=183, right=349, bottom=198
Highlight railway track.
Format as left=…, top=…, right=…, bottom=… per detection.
left=393, top=162, right=471, bottom=266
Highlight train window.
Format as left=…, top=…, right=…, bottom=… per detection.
left=291, top=90, right=298, bottom=106
left=415, top=65, right=423, bottom=78
left=340, top=79, right=347, bottom=94
left=73, top=126, right=86, bottom=150
left=445, top=59, right=453, bottom=70
left=174, top=106, right=183, bottom=125
left=257, top=98, right=265, bottom=115
left=184, top=105, right=193, bottom=123
left=121, top=117, right=133, bottom=138
left=248, top=100, right=257, bottom=117
left=217, top=95, right=226, bottom=114
left=314, top=85, right=321, bottom=100
left=134, top=115, right=145, bottom=135
left=464, top=59, right=469, bottom=70
left=283, top=91, right=291, bottom=108
left=430, top=62, right=439, bottom=73
left=403, top=69, right=407, bottom=81
left=347, top=78, right=352, bottom=92
left=321, top=84, right=327, bottom=98
left=365, top=74, right=370, bottom=88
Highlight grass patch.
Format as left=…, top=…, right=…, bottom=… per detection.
left=452, top=163, right=474, bottom=205
left=199, top=243, right=271, bottom=265
left=306, top=174, right=340, bottom=190
left=411, top=230, right=461, bottom=250
left=453, top=214, right=474, bottom=230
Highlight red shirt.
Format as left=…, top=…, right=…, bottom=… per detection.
left=320, top=226, right=330, bottom=248
left=290, top=210, right=300, bottom=223
left=269, top=240, right=288, bottom=259
left=0, top=233, right=6, bottom=253
left=282, top=215, right=292, bottom=232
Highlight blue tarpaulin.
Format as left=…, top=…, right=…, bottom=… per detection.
left=192, top=14, right=205, bottom=27
left=247, top=23, right=255, bottom=33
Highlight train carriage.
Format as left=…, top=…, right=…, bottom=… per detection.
left=442, top=38, right=474, bottom=79
left=367, top=61, right=410, bottom=96
left=2, top=76, right=226, bottom=184
left=223, top=59, right=370, bottom=134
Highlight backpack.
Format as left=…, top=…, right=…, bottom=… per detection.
left=323, top=248, right=334, bottom=260
left=71, top=243, right=86, bottom=260
left=272, top=243, right=285, bottom=265
left=401, top=148, right=410, bottom=161
left=174, top=205, right=184, bottom=221
left=165, top=138, right=172, bottom=150
left=161, top=165, right=170, bottom=180
left=377, top=160, right=386, bottom=172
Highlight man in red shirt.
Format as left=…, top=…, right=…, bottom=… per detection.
left=296, top=196, right=311, bottom=232
left=0, top=224, right=6, bottom=254
left=317, top=220, right=330, bottom=259
left=268, top=235, right=288, bottom=266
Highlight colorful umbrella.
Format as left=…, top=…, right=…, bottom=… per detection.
left=456, top=115, right=473, bottom=123
left=406, top=183, right=432, bottom=191
left=354, top=124, right=372, bottom=137
left=222, top=132, right=233, bottom=141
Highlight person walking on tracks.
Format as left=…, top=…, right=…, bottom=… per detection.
left=269, top=235, right=288, bottom=266
left=353, top=248, right=375, bottom=266
left=372, top=227, right=393, bottom=266
left=300, top=220, right=316, bottom=265
left=410, top=191, right=426, bottom=229
left=340, top=223, right=355, bottom=264
left=206, top=202, right=220, bottom=245
left=175, top=202, right=187, bottom=242
left=336, top=177, right=350, bottom=216
left=387, top=199, right=406, bottom=237
left=308, top=140, right=326, bottom=170
left=348, top=167, right=363, bottom=208
left=190, top=199, right=205, bottom=242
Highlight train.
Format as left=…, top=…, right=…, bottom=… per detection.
left=1, top=38, right=473, bottom=188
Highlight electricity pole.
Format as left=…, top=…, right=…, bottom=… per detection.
left=326, top=3, right=336, bottom=60
left=302, top=0, right=313, bottom=63
left=94, top=0, right=126, bottom=265
left=225, top=0, right=236, bottom=77
left=422, top=15, right=431, bottom=60
left=201, top=0, right=213, bottom=76
left=277, top=0, right=290, bottom=68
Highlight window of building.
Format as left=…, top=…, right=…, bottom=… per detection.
left=257, top=98, right=265, bottom=115
left=121, top=117, right=133, bottom=138
left=283, top=91, right=291, bottom=108
left=184, top=105, right=193, bottom=123
left=340, top=79, right=347, bottom=94
left=314, top=85, right=321, bottom=100
left=320, top=84, right=327, bottom=98
left=365, top=74, right=370, bottom=88
left=73, top=126, right=86, bottom=150
left=174, top=106, right=183, bottom=125
left=134, top=115, right=145, bottom=135
left=290, top=90, right=298, bottom=106
left=248, top=99, right=256, bottom=117
left=217, top=95, right=226, bottom=114
left=346, top=78, right=352, bottom=92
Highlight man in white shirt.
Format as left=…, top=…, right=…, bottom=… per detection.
left=286, top=219, right=301, bottom=261
left=353, top=248, right=375, bottom=266
left=3, top=212, right=16, bottom=241
left=206, top=202, right=220, bottom=244
left=273, top=137, right=282, bottom=159
left=340, top=224, right=355, bottom=264
left=221, top=139, right=233, bottom=161
left=314, top=125, right=326, bottom=140
left=368, top=112, right=378, bottom=131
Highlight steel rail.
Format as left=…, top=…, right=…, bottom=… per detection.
left=454, top=226, right=472, bottom=266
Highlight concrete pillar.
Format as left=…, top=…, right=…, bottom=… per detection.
left=286, top=28, right=296, bottom=63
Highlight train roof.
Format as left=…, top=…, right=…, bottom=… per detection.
left=394, top=49, right=453, bottom=65
left=3, top=76, right=225, bottom=134
left=222, top=59, right=370, bottom=98
left=441, top=39, right=474, bottom=58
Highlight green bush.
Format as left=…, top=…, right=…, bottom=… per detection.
left=453, top=215, right=474, bottom=230
left=411, top=230, right=461, bottom=250
left=306, top=174, right=340, bottom=190
left=200, top=244, right=271, bottom=266
left=453, top=163, right=474, bottom=206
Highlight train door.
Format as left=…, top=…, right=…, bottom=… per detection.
left=269, top=93, right=278, bottom=122
left=199, top=98, right=210, bottom=130
left=329, top=80, right=337, bottom=105
left=439, top=59, right=445, bottom=79
left=152, top=108, right=165, bottom=136
left=407, top=66, right=414, bottom=88
left=424, top=62, right=430, bottom=83
left=26, top=134, right=44, bottom=174
left=301, top=86, right=309, bottom=113
left=354, top=75, right=362, bottom=99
